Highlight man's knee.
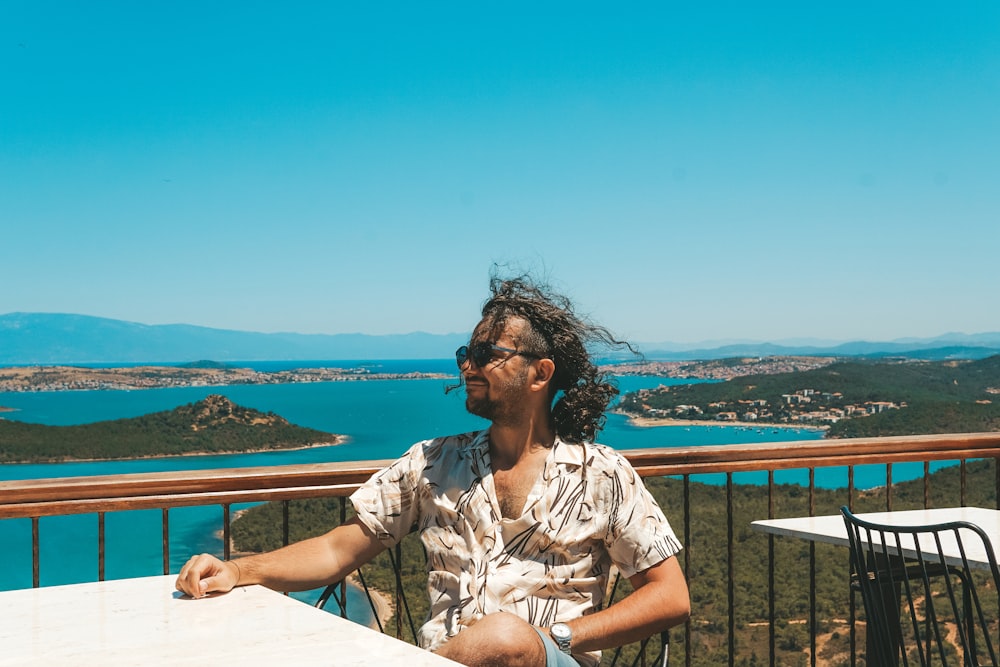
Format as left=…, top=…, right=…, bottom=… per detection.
left=480, top=613, right=540, bottom=651
left=439, top=613, right=546, bottom=667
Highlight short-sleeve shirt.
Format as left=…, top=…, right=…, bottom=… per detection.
left=350, top=429, right=682, bottom=667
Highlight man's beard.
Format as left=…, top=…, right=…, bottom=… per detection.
left=464, top=366, right=528, bottom=425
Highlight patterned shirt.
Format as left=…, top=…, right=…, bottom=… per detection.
left=350, top=429, right=682, bottom=667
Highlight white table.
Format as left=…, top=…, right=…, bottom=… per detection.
left=751, top=506, right=1000, bottom=570
left=0, top=575, right=460, bottom=666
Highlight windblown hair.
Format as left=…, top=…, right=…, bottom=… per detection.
left=478, top=275, right=638, bottom=443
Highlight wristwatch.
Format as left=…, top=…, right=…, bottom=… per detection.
left=549, top=622, right=573, bottom=654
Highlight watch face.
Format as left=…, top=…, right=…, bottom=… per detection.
left=551, top=623, right=571, bottom=640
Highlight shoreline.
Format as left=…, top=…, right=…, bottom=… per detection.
left=623, top=413, right=828, bottom=431
left=346, top=573, right=394, bottom=630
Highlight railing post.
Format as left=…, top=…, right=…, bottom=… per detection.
left=767, top=470, right=776, bottom=667
left=996, top=459, right=1000, bottom=510
left=886, top=464, right=894, bottom=511
left=808, top=468, right=817, bottom=667
left=683, top=474, right=691, bottom=667
left=98, top=511, right=105, bottom=581
left=394, top=543, right=404, bottom=640
left=339, top=498, right=347, bottom=619
left=961, top=459, right=968, bottom=506
left=923, top=461, right=931, bottom=508
left=31, top=516, right=39, bottom=588
left=161, top=508, right=170, bottom=575
left=223, top=503, right=231, bottom=560
left=848, top=465, right=857, bottom=667
left=726, top=472, right=735, bottom=667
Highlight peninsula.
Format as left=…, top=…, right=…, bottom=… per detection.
left=617, top=355, right=1000, bottom=438
left=0, top=362, right=451, bottom=393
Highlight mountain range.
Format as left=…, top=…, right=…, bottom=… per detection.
left=2, top=312, right=999, bottom=365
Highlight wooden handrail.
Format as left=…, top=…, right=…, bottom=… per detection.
left=622, top=432, right=1000, bottom=476
left=0, top=459, right=386, bottom=504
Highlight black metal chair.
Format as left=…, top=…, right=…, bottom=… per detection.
left=841, top=506, right=1000, bottom=667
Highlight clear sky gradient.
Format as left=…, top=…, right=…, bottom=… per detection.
left=3, top=3, right=998, bottom=345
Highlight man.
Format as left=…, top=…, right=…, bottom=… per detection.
left=176, top=276, right=690, bottom=667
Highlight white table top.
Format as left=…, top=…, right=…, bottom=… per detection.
left=0, top=575, right=460, bottom=666
left=751, top=506, right=1000, bottom=570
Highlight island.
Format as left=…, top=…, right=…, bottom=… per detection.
left=0, top=394, right=342, bottom=463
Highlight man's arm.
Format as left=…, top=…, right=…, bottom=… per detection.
left=562, top=555, right=690, bottom=653
left=174, top=516, right=386, bottom=598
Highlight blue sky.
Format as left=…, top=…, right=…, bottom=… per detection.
left=3, top=3, right=998, bottom=345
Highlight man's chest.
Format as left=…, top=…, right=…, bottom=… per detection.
left=491, top=467, right=539, bottom=520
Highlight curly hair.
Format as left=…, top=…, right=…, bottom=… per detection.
left=476, top=274, right=638, bottom=443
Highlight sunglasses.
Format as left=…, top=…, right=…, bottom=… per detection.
left=455, top=342, right=537, bottom=368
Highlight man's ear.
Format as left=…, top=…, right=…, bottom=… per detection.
left=531, top=358, right=556, bottom=391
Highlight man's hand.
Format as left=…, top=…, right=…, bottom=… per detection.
left=175, top=553, right=240, bottom=598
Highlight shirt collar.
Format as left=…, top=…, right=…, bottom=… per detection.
left=551, top=436, right=587, bottom=467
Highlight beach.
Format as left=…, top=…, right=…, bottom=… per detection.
left=347, top=574, right=395, bottom=629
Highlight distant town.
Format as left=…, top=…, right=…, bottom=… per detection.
left=605, top=356, right=839, bottom=381
left=627, top=385, right=903, bottom=427
left=0, top=364, right=451, bottom=393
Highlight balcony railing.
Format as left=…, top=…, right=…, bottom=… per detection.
left=2, top=432, right=999, bottom=666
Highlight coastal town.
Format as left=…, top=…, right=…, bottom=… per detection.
left=625, top=385, right=904, bottom=428
left=0, top=364, right=451, bottom=393
left=605, top=356, right=838, bottom=380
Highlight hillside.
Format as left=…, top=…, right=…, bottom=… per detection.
left=619, top=355, right=1000, bottom=437
left=0, top=395, right=342, bottom=463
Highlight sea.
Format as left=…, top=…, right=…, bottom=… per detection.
left=0, top=359, right=951, bottom=619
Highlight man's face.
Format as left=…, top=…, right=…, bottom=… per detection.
left=460, top=317, right=534, bottom=425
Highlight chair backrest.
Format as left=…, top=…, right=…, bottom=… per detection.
left=840, top=506, right=1000, bottom=667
